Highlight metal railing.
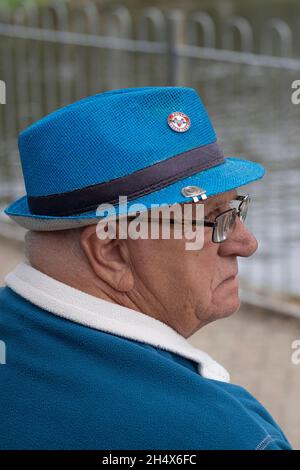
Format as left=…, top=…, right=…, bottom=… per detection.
left=0, top=2, right=299, bottom=304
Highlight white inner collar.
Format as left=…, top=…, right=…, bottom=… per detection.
left=5, top=262, right=230, bottom=383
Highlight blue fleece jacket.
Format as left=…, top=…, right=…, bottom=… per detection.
left=0, top=285, right=292, bottom=450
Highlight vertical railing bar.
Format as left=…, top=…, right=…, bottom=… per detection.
left=81, top=2, right=102, bottom=95
left=21, top=3, right=42, bottom=124
left=166, top=10, right=184, bottom=86
left=261, top=18, right=293, bottom=57
left=51, top=1, right=71, bottom=106
left=222, top=16, right=254, bottom=52
left=14, top=7, right=31, bottom=132
left=137, top=7, right=166, bottom=86
left=105, top=5, right=133, bottom=89
left=40, top=5, right=58, bottom=113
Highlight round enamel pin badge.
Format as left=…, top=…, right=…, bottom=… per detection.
left=168, top=112, right=191, bottom=133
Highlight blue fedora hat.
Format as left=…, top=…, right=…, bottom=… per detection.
left=4, top=86, right=265, bottom=231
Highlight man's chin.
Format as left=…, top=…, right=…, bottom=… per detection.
left=194, top=295, right=241, bottom=329
left=214, top=276, right=240, bottom=309
left=211, top=281, right=241, bottom=319
left=215, top=296, right=241, bottom=320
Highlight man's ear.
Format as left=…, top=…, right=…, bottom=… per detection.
left=80, top=225, right=134, bottom=292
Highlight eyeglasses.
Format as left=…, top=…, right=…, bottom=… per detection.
left=202, top=194, right=250, bottom=243
left=125, top=194, right=250, bottom=244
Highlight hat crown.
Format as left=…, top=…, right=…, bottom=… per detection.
left=18, top=87, right=216, bottom=197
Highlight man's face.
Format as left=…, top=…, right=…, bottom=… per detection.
left=124, top=189, right=258, bottom=337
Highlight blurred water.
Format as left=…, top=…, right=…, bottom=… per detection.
left=195, top=64, right=300, bottom=297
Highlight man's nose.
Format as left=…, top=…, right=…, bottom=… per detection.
left=218, top=217, right=258, bottom=257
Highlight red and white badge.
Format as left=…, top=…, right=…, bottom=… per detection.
left=168, top=112, right=191, bottom=133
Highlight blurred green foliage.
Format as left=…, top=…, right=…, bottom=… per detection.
left=0, top=0, right=51, bottom=10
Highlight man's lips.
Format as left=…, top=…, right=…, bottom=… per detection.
left=225, top=273, right=238, bottom=281
left=217, top=272, right=238, bottom=287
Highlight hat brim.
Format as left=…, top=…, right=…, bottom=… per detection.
left=4, top=157, right=265, bottom=231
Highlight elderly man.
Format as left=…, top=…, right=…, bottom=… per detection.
left=0, top=87, right=291, bottom=450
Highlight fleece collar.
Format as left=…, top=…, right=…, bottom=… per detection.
left=5, top=262, right=230, bottom=383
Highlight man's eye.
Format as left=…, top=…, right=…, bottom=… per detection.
left=206, top=210, right=214, bottom=219
left=206, top=203, right=231, bottom=219
left=206, top=207, right=223, bottom=219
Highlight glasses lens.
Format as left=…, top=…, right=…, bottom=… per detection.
left=239, top=196, right=250, bottom=223
left=213, top=210, right=237, bottom=242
